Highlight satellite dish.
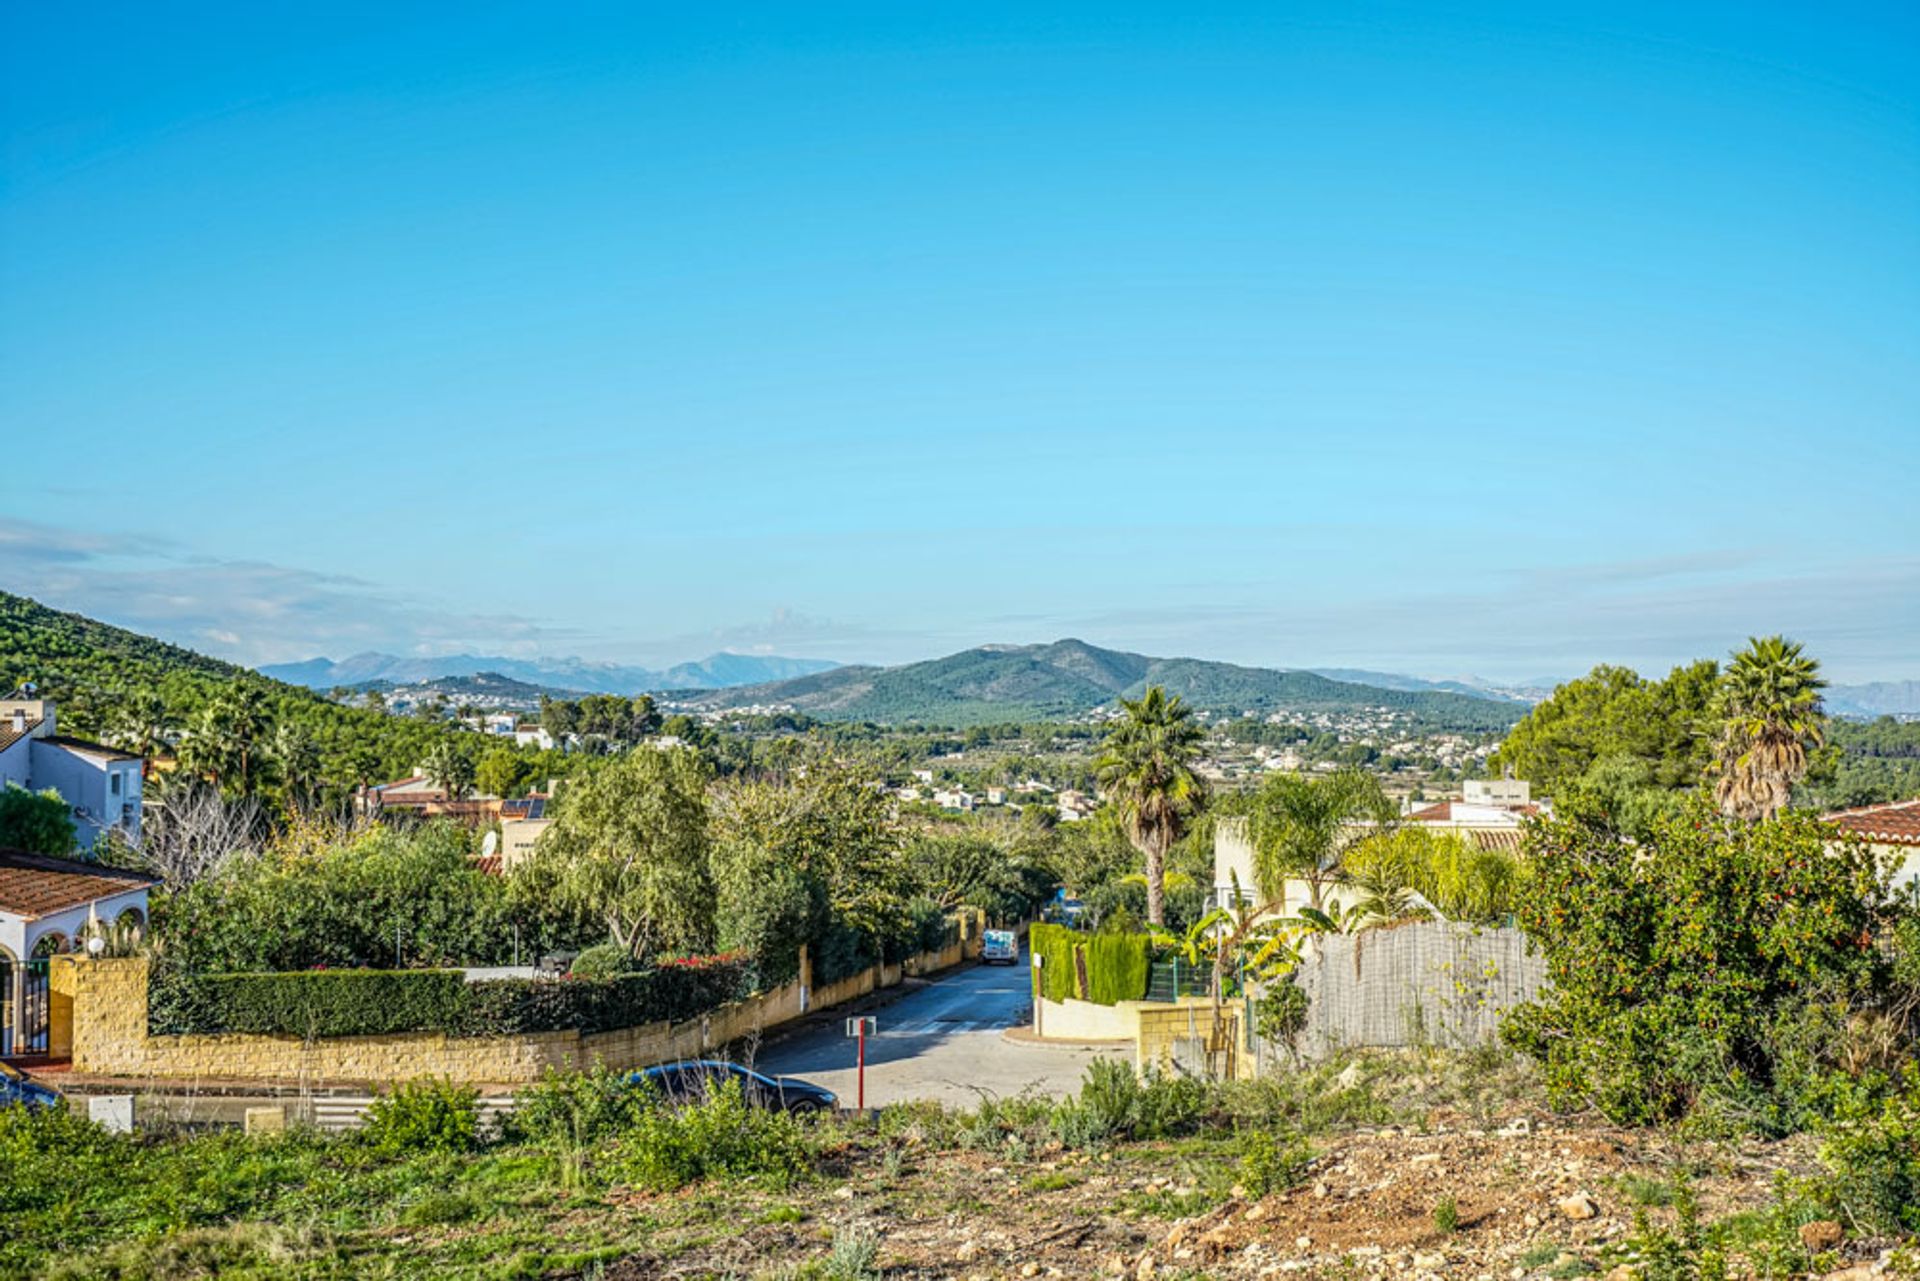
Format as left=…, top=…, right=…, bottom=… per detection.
left=481, top=831, right=498, bottom=858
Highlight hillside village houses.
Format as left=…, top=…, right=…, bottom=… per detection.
left=0, top=692, right=143, bottom=850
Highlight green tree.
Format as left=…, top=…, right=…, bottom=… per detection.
left=532, top=748, right=714, bottom=961
left=422, top=740, right=475, bottom=802
left=474, top=747, right=529, bottom=800
left=1489, top=660, right=1719, bottom=794
left=106, top=690, right=170, bottom=761
left=177, top=686, right=275, bottom=797
left=271, top=721, right=321, bottom=812
left=1094, top=686, right=1208, bottom=926
left=1504, top=798, right=1906, bottom=1128
left=1246, top=768, right=1395, bottom=910
left=1711, top=635, right=1827, bottom=822
left=0, top=784, right=76, bottom=856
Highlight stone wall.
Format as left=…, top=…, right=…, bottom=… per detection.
left=1136, top=998, right=1253, bottom=1081
left=53, top=928, right=976, bottom=1088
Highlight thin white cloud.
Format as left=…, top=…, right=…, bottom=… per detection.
left=0, top=517, right=567, bottom=667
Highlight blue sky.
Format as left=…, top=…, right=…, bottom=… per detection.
left=4, top=3, right=1917, bottom=683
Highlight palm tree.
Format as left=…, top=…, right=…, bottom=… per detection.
left=107, top=691, right=172, bottom=765
left=271, top=722, right=322, bottom=812
left=1711, top=635, right=1826, bottom=822
left=423, top=740, right=475, bottom=803
left=1246, top=768, right=1396, bottom=910
left=1094, top=686, right=1208, bottom=926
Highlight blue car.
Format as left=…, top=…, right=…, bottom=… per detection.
left=629, top=1060, right=837, bottom=1116
left=0, top=1061, right=60, bottom=1112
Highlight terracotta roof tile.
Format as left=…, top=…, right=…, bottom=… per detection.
left=0, top=848, right=159, bottom=921
left=1824, top=799, right=1920, bottom=846
left=0, top=716, right=45, bottom=753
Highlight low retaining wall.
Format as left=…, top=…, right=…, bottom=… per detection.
left=1033, top=995, right=1138, bottom=1041
left=53, top=924, right=980, bottom=1087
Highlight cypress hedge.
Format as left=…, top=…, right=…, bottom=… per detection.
left=1029, top=923, right=1150, bottom=1006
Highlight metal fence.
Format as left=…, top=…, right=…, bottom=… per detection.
left=1283, top=923, right=1546, bottom=1062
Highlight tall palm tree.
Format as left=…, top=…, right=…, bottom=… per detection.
left=1094, top=686, right=1208, bottom=926
left=1711, top=635, right=1826, bottom=822
left=107, top=691, right=172, bottom=766
left=1247, top=768, right=1397, bottom=910
left=423, top=740, right=475, bottom=804
left=216, top=686, right=275, bottom=797
left=271, top=722, right=322, bottom=812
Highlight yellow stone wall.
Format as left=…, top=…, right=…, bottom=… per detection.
left=57, top=932, right=969, bottom=1088
left=1135, top=998, right=1254, bottom=1080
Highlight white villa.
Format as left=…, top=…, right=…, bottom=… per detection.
left=0, top=849, right=157, bottom=1056
left=0, top=694, right=144, bottom=850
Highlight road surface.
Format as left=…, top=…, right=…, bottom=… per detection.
left=748, top=958, right=1126, bottom=1109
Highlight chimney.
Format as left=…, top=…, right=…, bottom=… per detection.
left=10, top=708, right=24, bottom=735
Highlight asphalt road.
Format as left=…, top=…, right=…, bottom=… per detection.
left=746, top=958, right=1126, bottom=1109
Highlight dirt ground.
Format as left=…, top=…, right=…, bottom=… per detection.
left=589, top=1112, right=1913, bottom=1280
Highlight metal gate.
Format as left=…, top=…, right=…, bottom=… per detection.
left=1, top=957, right=50, bottom=1057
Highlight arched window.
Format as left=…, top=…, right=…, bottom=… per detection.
left=115, top=908, right=146, bottom=945
left=30, top=932, right=70, bottom=958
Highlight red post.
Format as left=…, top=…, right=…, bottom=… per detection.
left=856, top=1021, right=867, bottom=1110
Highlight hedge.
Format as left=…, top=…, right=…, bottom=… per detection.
left=1030, top=923, right=1150, bottom=1006
left=149, top=954, right=755, bottom=1039
left=193, top=969, right=467, bottom=1038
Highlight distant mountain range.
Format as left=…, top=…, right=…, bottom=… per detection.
left=1827, top=681, right=1920, bottom=719
left=261, top=651, right=840, bottom=696
left=1304, top=668, right=1549, bottom=704
left=670, top=638, right=1527, bottom=730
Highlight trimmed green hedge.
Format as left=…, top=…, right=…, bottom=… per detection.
left=150, top=955, right=754, bottom=1039
left=1086, top=933, right=1151, bottom=1005
left=195, top=969, right=467, bottom=1037
left=1030, top=923, right=1149, bottom=1006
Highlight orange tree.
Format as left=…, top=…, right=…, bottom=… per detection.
left=1503, top=797, right=1914, bottom=1131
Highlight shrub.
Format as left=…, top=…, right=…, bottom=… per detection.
left=359, top=1079, right=480, bottom=1156
left=154, top=952, right=753, bottom=1038
left=1057, top=1058, right=1214, bottom=1145
left=1030, top=923, right=1149, bottom=1006
left=165, top=969, right=467, bottom=1038
left=569, top=943, right=634, bottom=978
left=1238, top=1127, right=1313, bottom=1197
left=1085, top=932, right=1150, bottom=1005
left=510, top=1066, right=652, bottom=1148
left=613, top=1079, right=812, bottom=1191
left=1812, top=1063, right=1920, bottom=1234
left=1502, top=800, right=1912, bottom=1129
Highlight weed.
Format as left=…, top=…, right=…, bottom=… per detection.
left=1432, top=1194, right=1459, bottom=1235
left=359, top=1078, right=481, bottom=1156
left=825, top=1226, right=879, bottom=1281
left=1236, top=1128, right=1313, bottom=1197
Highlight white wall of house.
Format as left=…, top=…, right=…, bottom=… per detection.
left=28, top=743, right=142, bottom=849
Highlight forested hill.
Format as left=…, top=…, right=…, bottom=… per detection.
left=0, top=590, right=473, bottom=785
left=673, top=638, right=1524, bottom=730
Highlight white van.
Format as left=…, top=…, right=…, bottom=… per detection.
left=982, top=929, right=1019, bottom=965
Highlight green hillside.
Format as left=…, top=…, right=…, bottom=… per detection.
left=0, top=591, right=479, bottom=790
left=684, top=638, right=1523, bottom=730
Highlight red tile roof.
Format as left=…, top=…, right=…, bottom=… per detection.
left=1824, top=799, right=1920, bottom=846
left=0, top=849, right=159, bottom=921
left=0, top=716, right=45, bottom=753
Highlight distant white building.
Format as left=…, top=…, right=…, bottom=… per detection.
left=1461, top=778, right=1532, bottom=807
left=513, top=726, right=556, bottom=751
left=0, top=696, right=143, bottom=850
left=932, top=788, right=975, bottom=812
left=912, top=769, right=934, bottom=784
